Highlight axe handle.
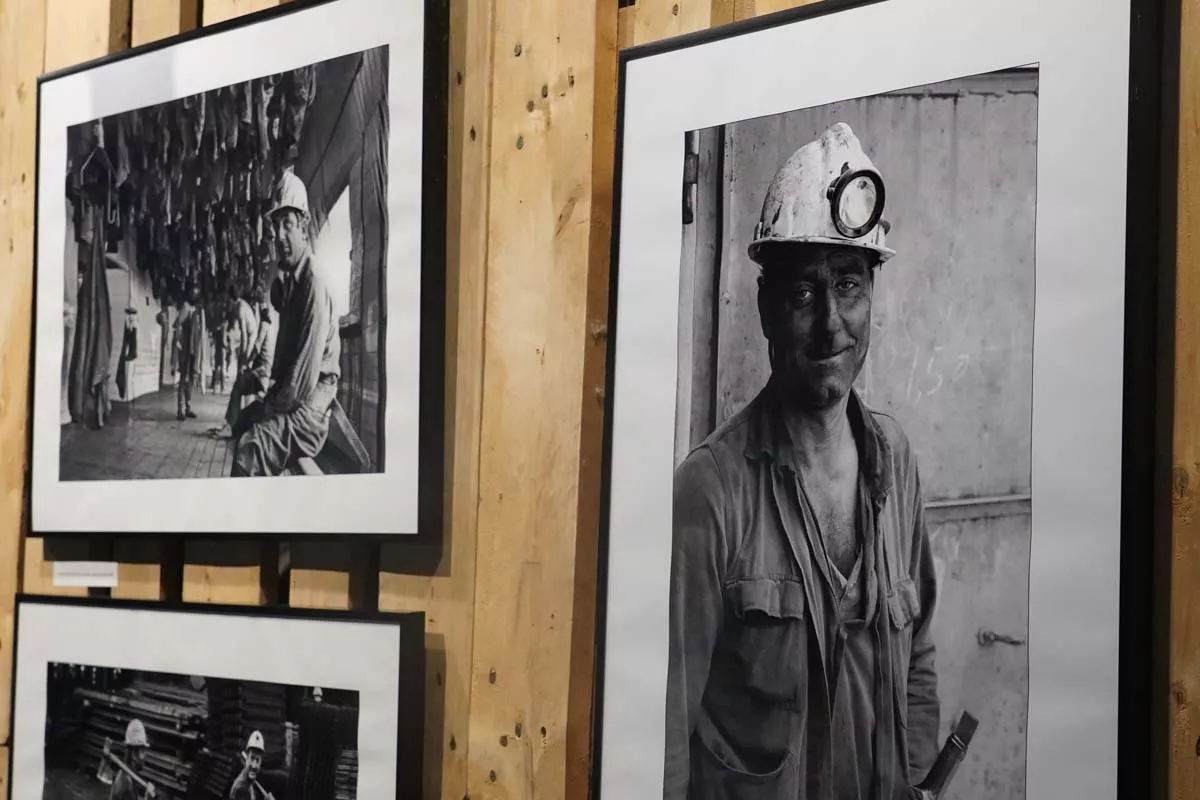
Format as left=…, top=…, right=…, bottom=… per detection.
left=105, top=751, right=151, bottom=791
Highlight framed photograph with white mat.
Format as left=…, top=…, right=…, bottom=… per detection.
left=593, top=0, right=1172, bottom=798
left=8, top=595, right=425, bottom=799
left=27, top=0, right=449, bottom=539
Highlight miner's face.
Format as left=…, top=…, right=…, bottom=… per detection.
left=246, top=749, right=262, bottom=778
left=129, top=746, right=146, bottom=770
left=758, top=245, right=875, bottom=411
left=274, top=209, right=308, bottom=271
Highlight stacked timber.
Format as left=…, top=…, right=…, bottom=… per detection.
left=71, top=678, right=207, bottom=799
left=205, top=679, right=288, bottom=770
left=334, top=749, right=358, bottom=800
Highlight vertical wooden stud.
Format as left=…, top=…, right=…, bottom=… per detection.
left=0, top=0, right=49, bottom=783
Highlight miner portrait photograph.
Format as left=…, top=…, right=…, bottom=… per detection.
left=54, top=45, right=388, bottom=482
left=665, top=68, right=1037, bottom=800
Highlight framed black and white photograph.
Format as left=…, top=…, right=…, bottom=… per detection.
left=28, top=0, right=448, bottom=536
left=9, top=595, right=425, bottom=799
left=594, top=0, right=1168, bottom=798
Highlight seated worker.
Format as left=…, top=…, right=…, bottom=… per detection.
left=231, top=168, right=340, bottom=477
left=209, top=280, right=282, bottom=441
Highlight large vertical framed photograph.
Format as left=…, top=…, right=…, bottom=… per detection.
left=594, top=0, right=1169, bottom=798
left=28, top=0, right=449, bottom=537
left=8, top=595, right=425, bottom=799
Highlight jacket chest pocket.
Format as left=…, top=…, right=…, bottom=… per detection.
left=725, top=578, right=809, bottom=710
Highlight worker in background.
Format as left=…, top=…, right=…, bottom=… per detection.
left=172, top=289, right=206, bottom=422
left=111, top=719, right=155, bottom=800
left=233, top=286, right=260, bottom=377
left=209, top=278, right=282, bottom=441
left=229, top=730, right=275, bottom=800
left=665, top=123, right=939, bottom=800
left=232, top=168, right=340, bottom=476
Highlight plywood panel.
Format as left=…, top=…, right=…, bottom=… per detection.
left=1172, top=0, right=1200, bottom=795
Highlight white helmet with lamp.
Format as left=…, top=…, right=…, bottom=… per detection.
left=748, top=122, right=894, bottom=266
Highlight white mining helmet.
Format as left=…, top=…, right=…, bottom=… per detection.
left=748, top=122, right=895, bottom=266
left=269, top=168, right=310, bottom=219
left=124, top=719, right=149, bottom=748
left=246, top=730, right=266, bottom=753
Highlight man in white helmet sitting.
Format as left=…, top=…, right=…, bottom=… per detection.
left=232, top=167, right=341, bottom=477
left=110, top=719, right=155, bottom=800
left=666, top=123, right=939, bottom=800
left=229, top=730, right=276, bottom=800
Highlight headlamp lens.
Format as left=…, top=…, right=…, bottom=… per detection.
left=830, top=169, right=885, bottom=238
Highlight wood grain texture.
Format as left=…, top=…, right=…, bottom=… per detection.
left=1173, top=0, right=1200, bottom=794
left=565, top=0, right=618, bottom=793
left=130, top=0, right=199, bottom=45
left=199, top=0, right=287, bottom=25
left=376, top=0, right=493, bottom=796
left=463, top=1, right=608, bottom=796
left=0, top=0, right=48, bottom=753
left=617, top=0, right=715, bottom=48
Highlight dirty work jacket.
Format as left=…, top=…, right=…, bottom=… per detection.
left=665, top=384, right=940, bottom=800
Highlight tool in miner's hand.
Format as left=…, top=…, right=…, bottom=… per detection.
left=97, top=738, right=157, bottom=798
left=239, top=750, right=273, bottom=798
left=915, top=711, right=980, bottom=798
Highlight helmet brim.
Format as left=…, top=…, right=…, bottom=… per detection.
left=748, top=235, right=895, bottom=266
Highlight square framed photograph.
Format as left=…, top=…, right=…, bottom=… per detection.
left=8, top=595, right=425, bottom=799
left=28, top=0, right=448, bottom=537
left=593, top=0, right=1169, bottom=798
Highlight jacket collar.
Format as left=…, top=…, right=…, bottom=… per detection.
left=743, top=378, right=894, bottom=510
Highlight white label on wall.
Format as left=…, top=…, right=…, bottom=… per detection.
left=52, top=561, right=118, bottom=588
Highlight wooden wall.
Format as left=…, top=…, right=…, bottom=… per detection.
left=0, top=1, right=1180, bottom=800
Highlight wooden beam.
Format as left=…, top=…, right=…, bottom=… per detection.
left=566, top=0, right=619, bottom=793
left=130, top=0, right=199, bottom=47
left=464, top=0, right=614, bottom=796
left=201, top=0, right=289, bottom=26
left=0, top=0, right=48, bottom=772
left=1172, top=0, right=1200, bottom=794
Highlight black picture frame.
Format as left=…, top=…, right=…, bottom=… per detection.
left=26, top=0, right=449, bottom=543
left=7, top=593, right=426, bottom=799
left=590, top=0, right=1177, bottom=796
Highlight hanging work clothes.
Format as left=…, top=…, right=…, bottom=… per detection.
left=67, top=202, right=113, bottom=428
